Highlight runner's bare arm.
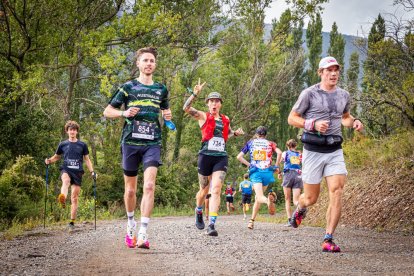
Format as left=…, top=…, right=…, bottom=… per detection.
left=103, top=105, right=140, bottom=119
left=162, top=108, right=172, bottom=120
left=237, top=151, right=250, bottom=167
left=83, top=155, right=95, bottom=177
left=342, top=112, right=364, bottom=132
left=275, top=147, right=282, bottom=167
left=45, top=154, right=60, bottom=165
left=229, top=126, right=244, bottom=138
left=288, top=110, right=305, bottom=129
left=183, top=79, right=206, bottom=121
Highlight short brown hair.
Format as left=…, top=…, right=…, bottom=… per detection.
left=135, top=47, right=157, bottom=60
left=286, top=139, right=297, bottom=149
left=65, top=120, right=80, bottom=132
left=243, top=174, right=249, bottom=179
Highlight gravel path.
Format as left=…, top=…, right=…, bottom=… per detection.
left=1, top=215, right=413, bottom=275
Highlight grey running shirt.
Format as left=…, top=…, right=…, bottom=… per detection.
left=292, top=84, right=351, bottom=136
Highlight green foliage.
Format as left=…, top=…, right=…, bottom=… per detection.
left=305, top=13, right=323, bottom=86
left=0, top=156, right=44, bottom=223
left=6, top=0, right=400, bottom=232
left=328, top=22, right=345, bottom=67
left=343, top=130, right=414, bottom=169
left=362, top=12, right=414, bottom=134
left=1, top=217, right=40, bottom=240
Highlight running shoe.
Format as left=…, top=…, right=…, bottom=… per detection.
left=206, top=224, right=218, bottom=236
left=267, top=192, right=276, bottom=215
left=322, top=239, right=341, bottom=253
left=247, top=219, right=254, bottom=230
left=284, top=218, right=292, bottom=227
left=137, top=232, right=150, bottom=249
left=290, top=206, right=308, bottom=228
left=125, top=222, right=137, bottom=248
left=195, top=209, right=205, bottom=230
left=67, top=222, right=75, bottom=231
left=57, top=193, right=66, bottom=208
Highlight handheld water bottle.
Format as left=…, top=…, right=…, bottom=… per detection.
left=164, top=117, right=176, bottom=131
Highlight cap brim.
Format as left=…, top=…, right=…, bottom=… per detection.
left=205, top=98, right=223, bottom=103
left=321, top=63, right=340, bottom=69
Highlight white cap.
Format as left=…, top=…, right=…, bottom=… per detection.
left=319, top=56, right=340, bottom=69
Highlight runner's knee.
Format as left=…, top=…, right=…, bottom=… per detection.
left=210, top=186, right=221, bottom=196
left=284, top=194, right=291, bottom=201
left=143, top=183, right=155, bottom=195
left=125, top=187, right=136, bottom=198
left=303, top=194, right=318, bottom=205
left=330, top=186, right=344, bottom=199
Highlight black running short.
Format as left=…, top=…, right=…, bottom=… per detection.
left=121, top=144, right=162, bottom=176
left=226, top=196, right=234, bottom=203
left=197, top=154, right=228, bottom=176
left=61, top=170, right=83, bottom=186
left=242, top=194, right=252, bottom=204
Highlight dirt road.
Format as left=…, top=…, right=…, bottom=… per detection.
left=1, top=215, right=413, bottom=275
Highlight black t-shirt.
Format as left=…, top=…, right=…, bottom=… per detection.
left=56, top=140, right=89, bottom=173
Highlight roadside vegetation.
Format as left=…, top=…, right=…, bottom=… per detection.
left=1, top=0, right=413, bottom=237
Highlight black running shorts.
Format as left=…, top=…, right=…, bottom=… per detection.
left=197, top=154, right=228, bottom=176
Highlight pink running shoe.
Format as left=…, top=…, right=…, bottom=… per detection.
left=125, top=223, right=137, bottom=248
left=322, top=239, right=341, bottom=253
left=137, top=232, right=150, bottom=249
left=290, top=206, right=307, bottom=228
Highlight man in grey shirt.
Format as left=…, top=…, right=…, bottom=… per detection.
left=287, top=56, right=364, bottom=253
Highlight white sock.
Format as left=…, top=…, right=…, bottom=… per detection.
left=127, top=211, right=135, bottom=228
left=139, top=217, right=150, bottom=234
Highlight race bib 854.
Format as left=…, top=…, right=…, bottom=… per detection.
left=132, top=121, right=156, bottom=140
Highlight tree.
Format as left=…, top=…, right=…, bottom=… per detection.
left=305, top=13, right=323, bottom=86
left=328, top=22, right=345, bottom=86
left=362, top=11, right=414, bottom=135
left=344, top=51, right=360, bottom=139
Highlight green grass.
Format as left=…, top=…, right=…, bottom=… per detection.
left=1, top=218, right=41, bottom=240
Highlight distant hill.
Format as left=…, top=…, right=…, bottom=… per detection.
left=264, top=24, right=367, bottom=72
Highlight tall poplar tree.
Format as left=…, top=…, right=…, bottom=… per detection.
left=305, top=13, right=323, bottom=86
left=328, top=22, right=345, bottom=86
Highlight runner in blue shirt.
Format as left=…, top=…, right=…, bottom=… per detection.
left=237, top=126, right=282, bottom=230
left=279, top=139, right=303, bottom=226
left=239, top=174, right=253, bottom=220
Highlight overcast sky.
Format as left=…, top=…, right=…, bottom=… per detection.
left=265, top=0, right=412, bottom=37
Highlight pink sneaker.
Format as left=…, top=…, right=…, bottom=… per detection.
left=137, top=232, right=150, bottom=249
left=125, top=223, right=137, bottom=248
left=322, top=239, right=341, bottom=253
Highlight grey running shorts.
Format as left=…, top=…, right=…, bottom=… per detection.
left=302, top=149, right=347, bottom=184
left=281, top=170, right=303, bottom=189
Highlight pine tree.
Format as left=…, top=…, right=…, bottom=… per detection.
left=305, top=13, right=323, bottom=86
left=328, top=22, right=346, bottom=87
left=344, top=52, right=360, bottom=139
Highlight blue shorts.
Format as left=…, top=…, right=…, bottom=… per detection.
left=249, top=168, right=275, bottom=186
left=121, top=144, right=162, bottom=176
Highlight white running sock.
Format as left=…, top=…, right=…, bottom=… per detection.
left=139, top=217, right=150, bottom=234
left=127, top=211, right=135, bottom=228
